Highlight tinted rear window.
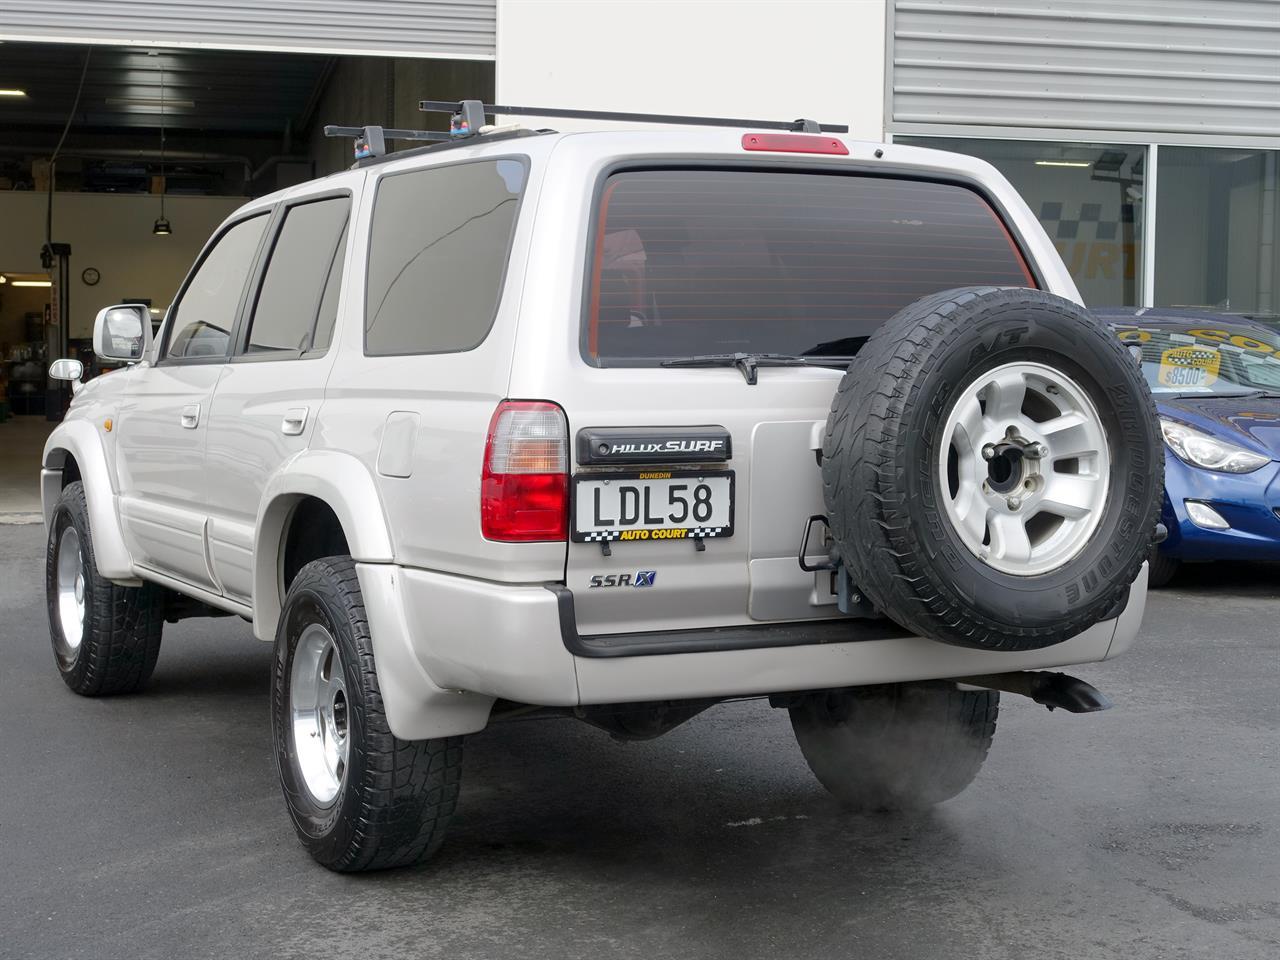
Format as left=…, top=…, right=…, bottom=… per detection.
left=365, top=158, right=526, bottom=356
left=585, top=169, right=1034, bottom=364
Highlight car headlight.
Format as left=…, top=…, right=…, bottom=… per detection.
left=1160, top=418, right=1271, bottom=473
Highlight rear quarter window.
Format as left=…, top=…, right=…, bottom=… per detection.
left=584, top=168, right=1035, bottom=364
left=365, top=158, right=527, bottom=356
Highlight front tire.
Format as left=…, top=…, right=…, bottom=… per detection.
left=790, top=684, right=998, bottom=811
left=45, top=481, right=164, bottom=695
left=271, top=556, right=463, bottom=872
left=1146, top=547, right=1180, bottom=588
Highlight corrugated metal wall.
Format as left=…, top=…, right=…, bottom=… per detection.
left=890, top=0, right=1280, bottom=142
left=0, top=0, right=496, bottom=59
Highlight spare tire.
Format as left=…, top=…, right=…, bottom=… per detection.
left=821, top=286, right=1162, bottom=651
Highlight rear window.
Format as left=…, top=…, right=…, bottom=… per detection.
left=585, top=169, right=1035, bottom=364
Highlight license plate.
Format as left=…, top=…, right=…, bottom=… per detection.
left=572, top=470, right=735, bottom=543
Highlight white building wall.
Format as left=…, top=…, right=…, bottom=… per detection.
left=495, top=0, right=887, bottom=140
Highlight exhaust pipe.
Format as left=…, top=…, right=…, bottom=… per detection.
left=953, top=670, right=1113, bottom=713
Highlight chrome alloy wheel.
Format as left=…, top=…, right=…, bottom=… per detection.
left=939, top=361, right=1111, bottom=577
left=290, top=624, right=350, bottom=806
left=54, top=526, right=87, bottom=660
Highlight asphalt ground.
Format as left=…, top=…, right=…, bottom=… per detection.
left=1, top=521, right=1277, bottom=960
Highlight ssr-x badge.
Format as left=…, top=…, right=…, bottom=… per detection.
left=589, top=570, right=657, bottom=589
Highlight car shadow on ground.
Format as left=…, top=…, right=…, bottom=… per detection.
left=1157, top=558, right=1280, bottom=597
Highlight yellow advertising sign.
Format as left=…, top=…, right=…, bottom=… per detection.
left=1158, top=345, right=1220, bottom=388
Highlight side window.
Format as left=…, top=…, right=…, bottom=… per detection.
left=365, top=158, right=526, bottom=356
left=246, top=196, right=351, bottom=355
left=166, top=214, right=268, bottom=360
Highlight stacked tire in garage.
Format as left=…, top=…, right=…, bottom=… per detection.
left=791, top=286, right=1163, bottom=811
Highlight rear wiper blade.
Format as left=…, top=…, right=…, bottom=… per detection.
left=660, top=352, right=848, bottom=385
left=1168, top=389, right=1280, bottom=400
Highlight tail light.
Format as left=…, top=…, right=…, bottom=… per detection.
left=741, top=133, right=849, bottom=155
left=481, top=401, right=569, bottom=541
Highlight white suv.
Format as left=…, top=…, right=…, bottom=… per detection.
left=41, top=103, right=1162, bottom=872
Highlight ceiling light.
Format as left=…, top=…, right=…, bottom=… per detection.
left=153, top=217, right=171, bottom=236
left=1035, top=160, right=1091, bottom=168
left=106, top=96, right=194, bottom=109
left=0, top=275, right=6, bottom=284
left=0, top=88, right=28, bottom=98
left=12, top=280, right=52, bottom=287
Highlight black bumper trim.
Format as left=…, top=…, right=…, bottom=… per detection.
left=546, top=586, right=909, bottom=658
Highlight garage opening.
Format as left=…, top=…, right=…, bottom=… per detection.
left=0, top=40, right=493, bottom=516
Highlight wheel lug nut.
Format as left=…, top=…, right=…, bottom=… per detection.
left=1026, top=442, right=1047, bottom=459
left=981, top=443, right=996, bottom=461
left=1007, top=496, right=1021, bottom=510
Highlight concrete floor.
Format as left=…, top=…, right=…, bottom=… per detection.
left=0, top=521, right=1277, bottom=960
left=0, top=415, right=54, bottom=520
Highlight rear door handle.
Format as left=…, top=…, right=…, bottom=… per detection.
left=180, top=403, right=200, bottom=429
left=281, top=406, right=309, bottom=436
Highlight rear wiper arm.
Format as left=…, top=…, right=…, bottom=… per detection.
left=660, top=352, right=848, bottom=385
left=1168, top=389, right=1280, bottom=400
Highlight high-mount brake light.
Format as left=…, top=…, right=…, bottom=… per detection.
left=481, top=401, right=569, bottom=542
left=741, top=133, right=849, bottom=156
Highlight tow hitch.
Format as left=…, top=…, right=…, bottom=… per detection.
left=798, top=514, right=877, bottom=618
left=953, top=671, right=1113, bottom=713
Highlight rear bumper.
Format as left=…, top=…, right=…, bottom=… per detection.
left=359, top=562, right=1148, bottom=740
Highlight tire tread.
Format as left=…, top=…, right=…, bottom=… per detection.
left=274, top=556, right=463, bottom=872
left=47, top=481, right=164, bottom=696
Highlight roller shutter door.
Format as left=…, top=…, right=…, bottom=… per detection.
left=0, top=0, right=495, bottom=59
left=890, top=0, right=1280, bottom=142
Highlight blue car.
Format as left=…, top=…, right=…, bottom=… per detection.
left=1097, top=308, right=1280, bottom=586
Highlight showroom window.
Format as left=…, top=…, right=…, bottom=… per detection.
left=897, top=138, right=1146, bottom=308
left=1155, top=147, right=1279, bottom=318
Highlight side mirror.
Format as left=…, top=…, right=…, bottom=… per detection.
left=93, top=304, right=153, bottom=362
left=49, top=358, right=85, bottom=394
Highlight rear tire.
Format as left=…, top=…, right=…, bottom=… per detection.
left=790, top=684, right=998, bottom=812
left=45, top=481, right=164, bottom=695
left=271, top=556, right=463, bottom=872
left=1147, top=547, right=1180, bottom=588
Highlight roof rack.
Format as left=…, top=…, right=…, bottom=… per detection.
left=325, top=98, right=850, bottom=163
left=420, top=99, right=848, bottom=135
left=322, top=124, right=450, bottom=161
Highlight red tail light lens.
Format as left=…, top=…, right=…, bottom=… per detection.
left=481, top=401, right=569, bottom=541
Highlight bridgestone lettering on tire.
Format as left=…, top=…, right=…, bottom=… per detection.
left=822, top=287, right=1162, bottom=651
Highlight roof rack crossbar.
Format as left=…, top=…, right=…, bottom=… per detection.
left=418, top=100, right=848, bottom=134
left=323, top=124, right=450, bottom=161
